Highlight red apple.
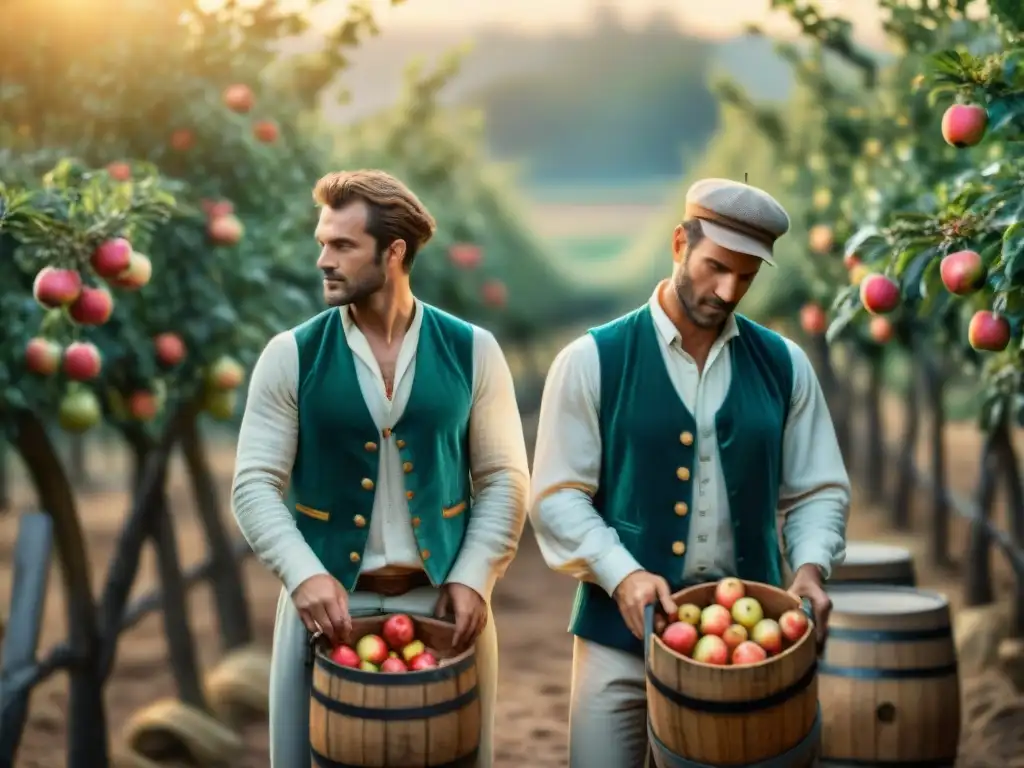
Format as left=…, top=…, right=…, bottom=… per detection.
left=25, top=337, right=62, bottom=376
left=223, top=83, right=254, bottom=113
left=481, top=279, right=507, bottom=308
left=68, top=286, right=113, bottom=326
left=843, top=252, right=862, bottom=270
left=356, top=634, right=389, bottom=666
left=714, top=578, right=746, bottom=610
left=58, top=389, right=102, bottom=433
left=869, top=316, right=894, bottom=344
left=859, top=273, right=900, bottom=315
left=800, top=303, right=827, bottom=336
left=676, top=603, right=701, bottom=626
left=699, top=604, right=732, bottom=637
left=721, top=624, right=749, bottom=653
left=941, top=103, right=988, bottom=148
left=661, top=621, right=699, bottom=657
left=968, top=310, right=1011, bottom=352
left=408, top=652, right=439, bottom=671
left=153, top=332, right=186, bottom=368
left=691, top=635, right=729, bottom=666
left=63, top=341, right=102, bottom=381
left=779, top=609, right=811, bottom=644
left=401, top=639, right=426, bottom=663
left=170, top=128, right=195, bottom=152
left=206, top=356, right=245, bottom=390
left=202, top=199, right=235, bottom=219
left=128, top=391, right=159, bottom=422
left=380, top=657, right=408, bottom=673
left=208, top=214, right=244, bottom=246
left=90, top=237, right=133, bottom=278
left=382, top=614, right=416, bottom=650
left=939, top=249, right=985, bottom=296
left=329, top=644, right=360, bottom=668
left=751, top=618, right=783, bottom=655
left=33, top=267, right=82, bottom=308
left=732, top=640, right=769, bottom=666
left=110, top=251, right=152, bottom=290
left=253, top=119, right=279, bottom=143
left=731, top=597, right=764, bottom=630
left=106, top=162, right=131, bottom=182
left=808, top=224, right=834, bottom=254
left=449, top=243, right=483, bottom=269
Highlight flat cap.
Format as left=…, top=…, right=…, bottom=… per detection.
left=683, top=178, right=790, bottom=266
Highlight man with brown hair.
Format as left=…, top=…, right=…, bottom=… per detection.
left=232, top=169, right=529, bottom=767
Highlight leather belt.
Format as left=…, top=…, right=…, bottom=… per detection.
left=355, top=570, right=431, bottom=597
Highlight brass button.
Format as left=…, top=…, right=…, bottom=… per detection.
left=680, top=431, right=694, bottom=446
left=361, top=478, right=374, bottom=490
left=396, top=439, right=406, bottom=448
left=676, top=467, right=690, bottom=482
left=350, top=552, right=361, bottom=563
left=672, top=541, right=686, bottom=556
left=353, top=514, right=366, bottom=528
left=402, top=461, right=413, bottom=473
left=406, top=490, right=414, bottom=500
left=382, top=427, right=392, bottom=438
left=420, top=549, right=430, bottom=560
left=411, top=517, right=421, bottom=528
left=364, top=441, right=378, bottom=452
left=674, top=502, right=688, bottom=516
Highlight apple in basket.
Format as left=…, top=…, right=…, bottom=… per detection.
left=330, top=644, right=360, bottom=668
left=676, top=603, right=702, bottom=626
left=661, top=621, right=699, bottom=656
left=751, top=619, right=783, bottom=656
left=699, top=604, right=732, bottom=637
left=779, top=609, right=810, bottom=643
left=382, top=613, right=416, bottom=650
left=731, top=597, right=764, bottom=630
left=356, top=634, right=390, bottom=666
left=721, top=624, right=748, bottom=653
left=714, top=577, right=746, bottom=610
left=409, top=652, right=439, bottom=671
left=381, top=657, right=409, bottom=673
left=731, top=641, right=768, bottom=666
left=692, top=635, right=729, bottom=665
left=402, top=639, right=426, bottom=663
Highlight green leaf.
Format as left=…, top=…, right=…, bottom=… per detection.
left=1003, top=222, right=1024, bottom=287
left=825, top=300, right=862, bottom=345
left=986, top=93, right=1024, bottom=135
left=990, top=0, right=1024, bottom=35
left=928, top=50, right=969, bottom=78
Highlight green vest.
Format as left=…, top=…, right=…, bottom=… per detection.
left=569, top=305, right=794, bottom=656
left=288, top=304, right=475, bottom=591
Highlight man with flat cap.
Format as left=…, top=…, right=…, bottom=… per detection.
left=529, top=178, right=850, bottom=766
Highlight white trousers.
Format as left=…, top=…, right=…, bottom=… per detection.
left=268, top=584, right=498, bottom=767
left=568, top=636, right=650, bottom=768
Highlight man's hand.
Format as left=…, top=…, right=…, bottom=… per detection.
left=435, top=583, right=487, bottom=651
left=787, top=563, right=832, bottom=648
left=291, top=573, right=351, bottom=645
left=612, top=570, right=677, bottom=640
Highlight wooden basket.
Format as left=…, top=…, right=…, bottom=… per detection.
left=646, top=580, right=820, bottom=767
left=310, top=613, right=480, bottom=768
left=829, top=541, right=917, bottom=587
left=819, top=584, right=960, bottom=765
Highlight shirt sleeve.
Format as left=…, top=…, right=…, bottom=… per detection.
left=528, top=334, right=643, bottom=596
left=230, top=331, right=328, bottom=595
left=445, top=327, right=531, bottom=603
left=778, top=337, right=851, bottom=579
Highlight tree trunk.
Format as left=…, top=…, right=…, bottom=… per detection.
left=12, top=410, right=109, bottom=766
left=67, top=434, right=90, bottom=489
left=0, top=442, right=10, bottom=512
left=923, top=354, right=952, bottom=569
left=965, top=420, right=1004, bottom=606
left=179, top=416, right=253, bottom=651
left=863, top=354, right=886, bottom=504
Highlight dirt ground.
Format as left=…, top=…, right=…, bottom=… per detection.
left=0, top=399, right=1021, bottom=767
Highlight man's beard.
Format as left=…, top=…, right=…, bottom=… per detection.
left=674, top=267, right=735, bottom=329
left=323, top=249, right=387, bottom=306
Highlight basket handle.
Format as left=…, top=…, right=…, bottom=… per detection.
left=643, top=602, right=656, bottom=664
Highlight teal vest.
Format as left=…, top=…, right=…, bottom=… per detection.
left=569, top=306, right=794, bottom=656
left=289, top=304, right=475, bottom=591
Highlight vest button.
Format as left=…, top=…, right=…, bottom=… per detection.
left=397, top=439, right=407, bottom=449
left=674, top=502, right=688, bottom=516
left=403, top=461, right=413, bottom=473
left=364, top=441, right=378, bottom=452
left=353, top=514, right=366, bottom=528
left=361, top=478, right=374, bottom=490
left=382, top=427, right=392, bottom=438
left=406, top=490, right=414, bottom=500
left=672, top=541, right=686, bottom=556
left=420, top=549, right=430, bottom=560
left=350, top=552, right=361, bottom=563
left=411, top=517, right=421, bottom=528
left=679, top=431, right=694, bottom=446
left=676, top=467, right=691, bottom=481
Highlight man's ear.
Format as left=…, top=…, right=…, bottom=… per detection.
left=672, top=224, right=686, bottom=264
left=387, top=239, right=407, bottom=266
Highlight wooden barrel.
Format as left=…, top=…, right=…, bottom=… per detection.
left=646, top=580, right=821, bottom=767
left=819, top=585, right=961, bottom=766
left=830, top=542, right=917, bottom=587
left=310, top=614, right=480, bottom=767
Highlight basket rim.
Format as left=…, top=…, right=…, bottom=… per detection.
left=652, top=580, right=814, bottom=671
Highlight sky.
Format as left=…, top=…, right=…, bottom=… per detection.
left=352, top=0, right=892, bottom=46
